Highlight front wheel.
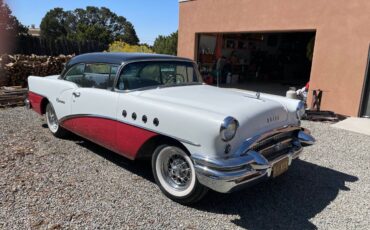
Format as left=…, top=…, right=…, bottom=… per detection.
left=45, top=103, right=68, bottom=138
left=152, top=145, right=208, bottom=204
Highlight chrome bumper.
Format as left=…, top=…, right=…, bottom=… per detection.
left=192, top=128, right=315, bottom=193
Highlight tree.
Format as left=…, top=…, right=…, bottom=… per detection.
left=40, top=7, right=139, bottom=45
left=0, top=0, right=28, bottom=53
left=40, top=8, right=69, bottom=41
left=117, top=21, right=139, bottom=45
left=153, top=31, right=178, bottom=55
left=108, top=41, right=153, bottom=53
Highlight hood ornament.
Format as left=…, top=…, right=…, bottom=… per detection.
left=256, top=92, right=261, bottom=99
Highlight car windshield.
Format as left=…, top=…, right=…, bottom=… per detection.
left=117, top=61, right=202, bottom=90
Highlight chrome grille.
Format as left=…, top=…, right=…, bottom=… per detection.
left=251, top=130, right=298, bottom=160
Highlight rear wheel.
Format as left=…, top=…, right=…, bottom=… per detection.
left=45, top=103, right=68, bottom=138
left=152, top=145, right=208, bottom=204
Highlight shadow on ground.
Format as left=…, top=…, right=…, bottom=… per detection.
left=68, top=135, right=358, bottom=230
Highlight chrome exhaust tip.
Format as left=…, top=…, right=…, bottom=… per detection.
left=25, top=99, right=31, bottom=109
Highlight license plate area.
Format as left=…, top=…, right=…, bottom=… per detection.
left=272, top=157, right=289, bottom=178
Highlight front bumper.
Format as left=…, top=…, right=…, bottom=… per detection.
left=191, top=127, right=315, bottom=193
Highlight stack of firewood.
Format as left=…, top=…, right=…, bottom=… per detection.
left=0, top=86, right=28, bottom=108
left=0, top=54, right=73, bottom=87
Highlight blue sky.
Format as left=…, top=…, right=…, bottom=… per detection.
left=6, top=0, right=179, bottom=45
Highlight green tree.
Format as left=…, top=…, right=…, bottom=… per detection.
left=153, top=31, right=178, bottom=55
left=40, top=7, right=139, bottom=45
left=117, top=21, right=139, bottom=45
left=0, top=0, right=28, bottom=53
left=40, top=8, right=69, bottom=41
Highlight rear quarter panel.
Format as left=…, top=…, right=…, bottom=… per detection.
left=28, top=75, right=77, bottom=119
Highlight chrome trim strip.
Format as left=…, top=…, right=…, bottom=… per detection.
left=191, top=153, right=256, bottom=171
left=58, top=114, right=201, bottom=147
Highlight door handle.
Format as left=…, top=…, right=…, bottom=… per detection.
left=72, top=92, right=81, bottom=97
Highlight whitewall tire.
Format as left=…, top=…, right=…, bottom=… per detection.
left=152, top=145, right=208, bottom=204
left=45, top=103, right=68, bottom=138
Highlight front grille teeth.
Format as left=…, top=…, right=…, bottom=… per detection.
left=251, top=131, right=298, bottom=160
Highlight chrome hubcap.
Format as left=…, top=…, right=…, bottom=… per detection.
left=168, top=155, right=191, bottom=186
left=160, top=150, right=192, bottom=190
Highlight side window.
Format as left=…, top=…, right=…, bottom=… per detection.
left=64, top=64, right=85, bottom=85
left=140, top=65, right=161, bottom=81
left=84, top=63, right=114, bottom=89
left=65, top=63, right=118, bottom=89
left=117, top=63, right=161, bottom=90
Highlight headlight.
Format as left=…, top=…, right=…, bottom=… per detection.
left=220, top=117, right=239, bottom=142
left=296, top=101, right=306, bottom=119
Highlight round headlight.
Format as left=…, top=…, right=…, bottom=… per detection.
left=296, top=101, right=306, bottom=119
left=220, top=117, right=239, bottom=142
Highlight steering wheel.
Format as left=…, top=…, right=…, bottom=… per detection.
left=163, top=73, right=185, bottom=84
left=174, top=73, right=185, bottom=83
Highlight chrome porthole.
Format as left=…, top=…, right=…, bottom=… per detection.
left=122, top=110, right=127, bottom=117
left=153, top=118, right=159, bottom=126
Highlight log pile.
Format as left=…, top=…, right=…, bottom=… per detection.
left=0, top=54, right=73, bottom=87
left=0, top=86, right=28, bottom=108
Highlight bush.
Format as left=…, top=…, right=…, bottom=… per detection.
left=108, top=41, right=153, bottom=53
left=153, top=31, right=177, bottom=55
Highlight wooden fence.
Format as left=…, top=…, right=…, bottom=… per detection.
left=12, top=36, right=108, bottom=56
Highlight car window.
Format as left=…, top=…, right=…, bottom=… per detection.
left=65, top=63, right=119, bottom=90
left=117, top=61, right=200, bottom=90
left=64, top=64, right=85, bottom=85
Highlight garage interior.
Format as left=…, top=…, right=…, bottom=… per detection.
left=197, top=32, right=316, bottom=96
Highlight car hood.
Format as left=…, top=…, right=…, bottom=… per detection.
left=136, top=85, right=290, bottom=130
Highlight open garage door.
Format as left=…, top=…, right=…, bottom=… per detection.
left=197, top=31, right=316, bottom=96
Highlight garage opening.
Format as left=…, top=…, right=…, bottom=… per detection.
left=196, top=31, right=316, bottom=96
left=360, top=45, right=370, bottom=118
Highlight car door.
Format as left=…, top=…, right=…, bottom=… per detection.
left=68, top=63, right=120, bottom=151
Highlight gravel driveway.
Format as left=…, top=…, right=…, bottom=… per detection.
left=1, top=107, right=369, bottom=229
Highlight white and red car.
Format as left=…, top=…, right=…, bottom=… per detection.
left=27, top=53, right=315, bottom=204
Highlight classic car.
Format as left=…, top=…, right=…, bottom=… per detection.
left=26, top=52, right=315, bottom=204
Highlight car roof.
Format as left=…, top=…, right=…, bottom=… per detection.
left=66, top=52, right=194, bottom=68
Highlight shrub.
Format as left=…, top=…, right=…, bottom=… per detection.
left=108, top=41, right=153, bottom=53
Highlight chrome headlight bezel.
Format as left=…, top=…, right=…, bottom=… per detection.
left=296, top=101, right=306, bottom=120
left=220, top=117, right=239, bottom=142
